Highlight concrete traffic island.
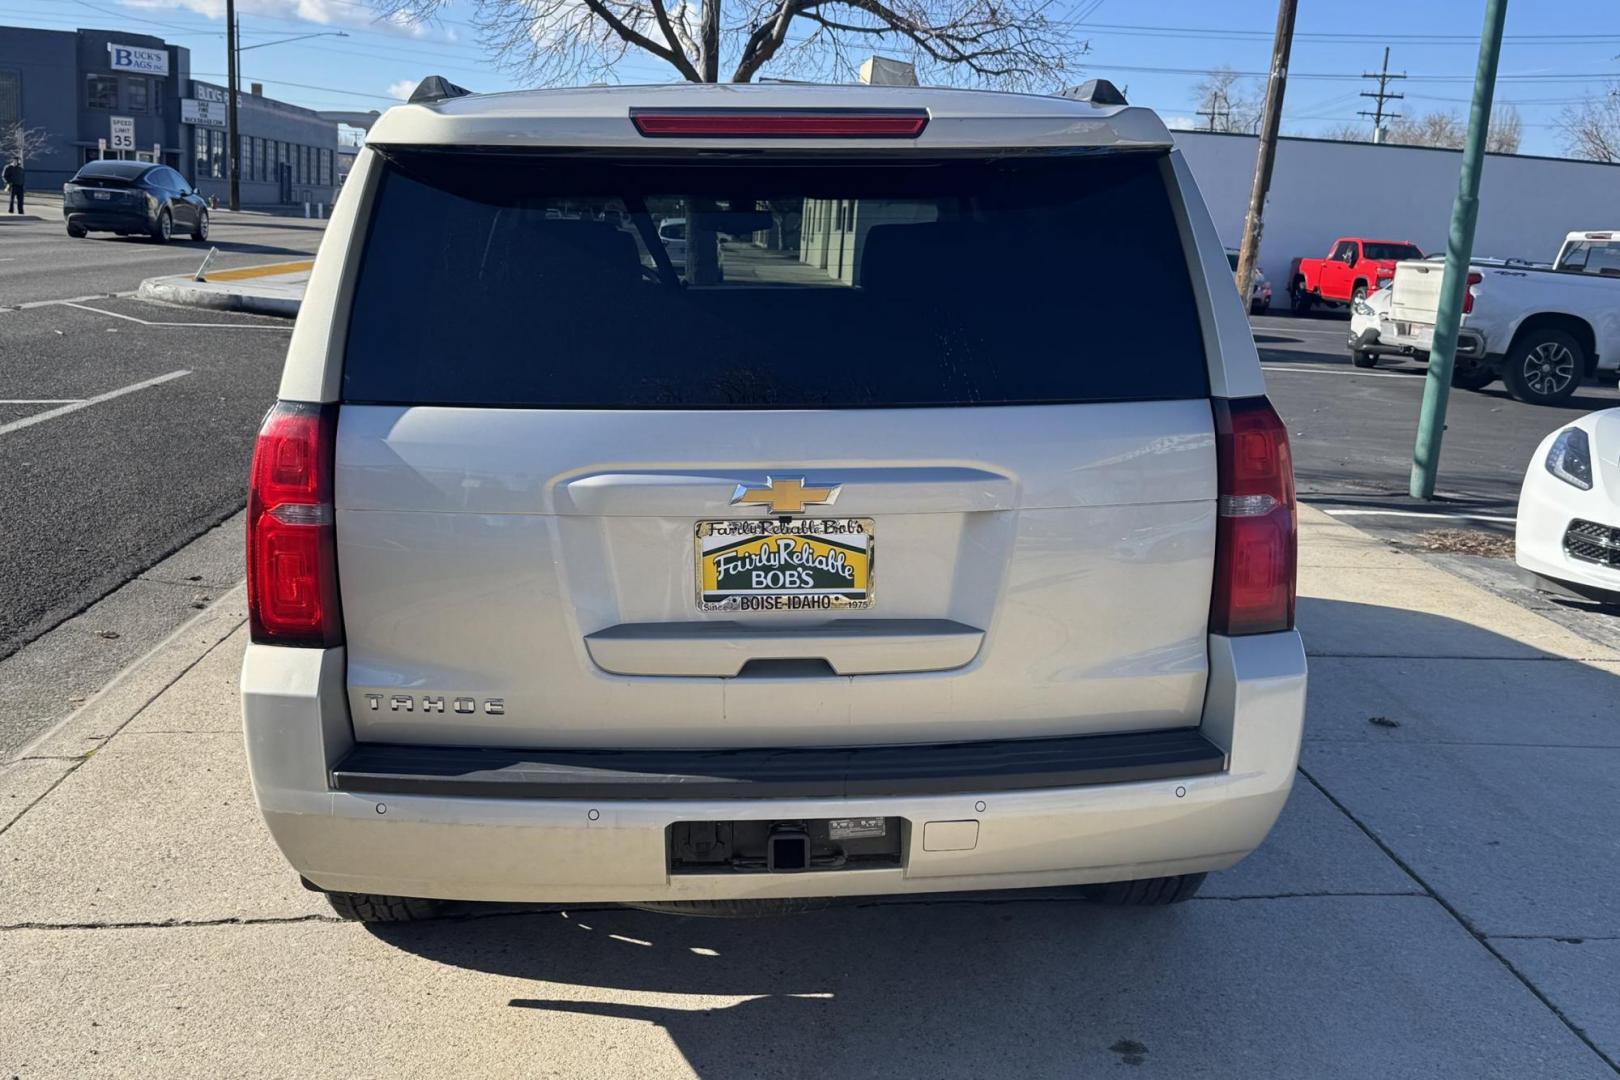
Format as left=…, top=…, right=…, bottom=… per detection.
left=137, top=258, right=312, bottom=317
left=2, top=507, right=1617, bottom=1077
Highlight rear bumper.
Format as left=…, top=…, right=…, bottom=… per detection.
left=242, top=633, right=1307, bottom=903
left=65, top=208, right=155, bottom=231
left=1354, top=320, right=1487, bottom=359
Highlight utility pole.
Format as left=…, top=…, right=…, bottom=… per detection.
left=1233, top=0, right=1298, bottom=305
left=226, top=0, right=240, bottom=211
left=1410, top=0, right=1508, bottom=500
left=1358, top=46, right=1406, bottom=143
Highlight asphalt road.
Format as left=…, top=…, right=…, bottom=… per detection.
left=0, top=205, right=311, bottom=660
left=1255, top=309, right=1620, bottom=538
left=0, top=193, right=326, bottom=308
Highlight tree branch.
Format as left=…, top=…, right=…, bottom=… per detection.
left=649, top=0, right=702, bottom=79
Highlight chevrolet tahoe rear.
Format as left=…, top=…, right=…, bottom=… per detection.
left=240, top=81, right=1307, bottom=921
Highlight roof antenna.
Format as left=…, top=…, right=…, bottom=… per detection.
left=409, top=76, right=472, bottom=104
left=1058, top=79, right=1128, bottom=106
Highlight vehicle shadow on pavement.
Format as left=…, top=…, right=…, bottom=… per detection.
left=364, top=899, right=1253, bottom=1076
left=347, top=596, right=1620, bottom=1078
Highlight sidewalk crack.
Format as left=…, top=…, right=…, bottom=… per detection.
left=1299, top=767, right=1620, bottom=1076
left=0, top=914, right=342, bottom=932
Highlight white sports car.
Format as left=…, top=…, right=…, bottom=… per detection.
left=1516, top=409, right=1620, bottom=605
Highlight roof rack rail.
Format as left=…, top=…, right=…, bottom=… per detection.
left=1057, top=79, right=1127, bottom=107
left=409, top=76, right=472, bottom=105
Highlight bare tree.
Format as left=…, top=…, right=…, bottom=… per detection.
left=2, top=122, right=52, bottom=166
left=393, top=0, right=1084, bottom=88
left=1560, top=89, right=1620, bottom=163
left=1316, top=121, right=1371, bottom=143
left=1373, top=105, right=1521, bottom=153
left=1193, top=66, right=1260, bottom=133
left=1487, top=103, right=1522, bottom=154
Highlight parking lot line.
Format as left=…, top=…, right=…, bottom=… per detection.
left=1262, top=363, right=1417, bottom=380
left=0, top=370, right=190, bottom=437
left=0, top=399, right=85, bottom=405
left=59, top=301, right=292, bottom=330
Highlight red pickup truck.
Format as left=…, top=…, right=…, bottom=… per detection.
left=1289, top=237, right=1425, bottom=313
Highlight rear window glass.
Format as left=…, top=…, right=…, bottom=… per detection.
left=1362, top=242, right=1423, bottom=261
left=342, top=150, right=1209, bottom=409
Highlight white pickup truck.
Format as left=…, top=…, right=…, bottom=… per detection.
left=1348, top=230, right=1620, bottom=406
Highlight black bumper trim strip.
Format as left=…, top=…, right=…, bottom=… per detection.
left=331, top=728, right=1225, bottom=801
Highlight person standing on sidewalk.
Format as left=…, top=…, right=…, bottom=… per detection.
left=3, top=158, right=24, bottom=214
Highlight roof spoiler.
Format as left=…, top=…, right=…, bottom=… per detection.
left=1057, top=79, right=1127, bottom=107
left=409, top=76, right=472, bottom=105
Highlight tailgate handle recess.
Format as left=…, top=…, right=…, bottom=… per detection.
left=584, top=619, right=984, bottom=677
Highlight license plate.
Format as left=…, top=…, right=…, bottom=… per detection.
left=92, top=191, right=111, bottom=200
left=696, top=518, right=873, bottom=612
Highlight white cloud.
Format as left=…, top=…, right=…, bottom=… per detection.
left=386, top=78, right=417, bottom=100
left=119, top=0, right=433, bottom=39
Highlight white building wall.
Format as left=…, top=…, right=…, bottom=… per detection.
left=1171, top=131, right=1620, bottom=301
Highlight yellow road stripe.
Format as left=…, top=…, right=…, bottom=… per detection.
left=203, top=260, right=314, bottom=282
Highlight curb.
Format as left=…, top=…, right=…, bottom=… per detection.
left=1, top=583, right=246, bottom=801
left=137, top=277, right=301, bottom=317
left=0, top=214, right=45, bottom=225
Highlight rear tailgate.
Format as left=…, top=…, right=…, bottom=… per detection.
left=334, top=148, right=1217, bottom=750
left=1390, top=260, right=1445, bottom=323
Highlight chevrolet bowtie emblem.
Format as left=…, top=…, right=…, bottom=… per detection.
left=730, top=477, right=841, bottom=515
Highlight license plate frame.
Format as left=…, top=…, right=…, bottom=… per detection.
left=696, top=518, right=874, bottom=612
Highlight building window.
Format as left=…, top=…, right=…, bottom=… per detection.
left=278, top=140, right=289, bottom=180
left=208, top=129, right=224, bottom=179
left=194, top=128, right=208, bottom=178
left=0, top=71, right=20, bottom=130
left=87, top=74, right=118, bottom=109
left=298, top=145, right=309, bottom=185
left=153, top=78, right=165, bottom=114
left=319, top=148, right=331, bottom=187
left=127, top=77, right=149, bottom=112
left=240, top=134, right=252, bottom=184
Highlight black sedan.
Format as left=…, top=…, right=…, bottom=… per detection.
left=63, top=160, right=209, bottom=243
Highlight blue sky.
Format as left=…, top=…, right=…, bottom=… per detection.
left=4, top=0, right=1617, bottom=156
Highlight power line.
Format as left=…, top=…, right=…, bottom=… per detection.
left=1068, top=19, right=1620, bottom=45
left=1358, top=46, right=1406, bottom=141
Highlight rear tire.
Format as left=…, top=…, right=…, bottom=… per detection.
left=324, top=891, right=443, bottom=923
left=1351, top=283, right=1368, bottom=304
left=1502, top=328, right=1583, bottom=406
left=1351, top=349, right=1378, bottom=369
left=1081, top=873, right=1206, bottom=907
left=1450, top=356, right=1497, bottom=391
left=1289, top=283, right=1312, bottom=314
left=66, top=222, right=87, bottom=238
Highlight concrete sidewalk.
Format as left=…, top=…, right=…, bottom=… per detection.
left=137, top=259, right=311, bottom=317
left=2, top=507, right=1617, bottom=1079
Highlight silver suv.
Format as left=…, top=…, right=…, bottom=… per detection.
left=242, top=81, right=1306, bottom=922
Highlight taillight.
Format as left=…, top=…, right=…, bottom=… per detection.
left=247, top=401, right=342, bottom=647
left=1211, top=397, right=1296, bottom=636
left=630, top=109, right=928, bottom=138
left=1463, top=271, right=1482, bottom=314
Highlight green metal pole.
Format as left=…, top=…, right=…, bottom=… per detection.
left=1409, top=0, right=1509, bottom=500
